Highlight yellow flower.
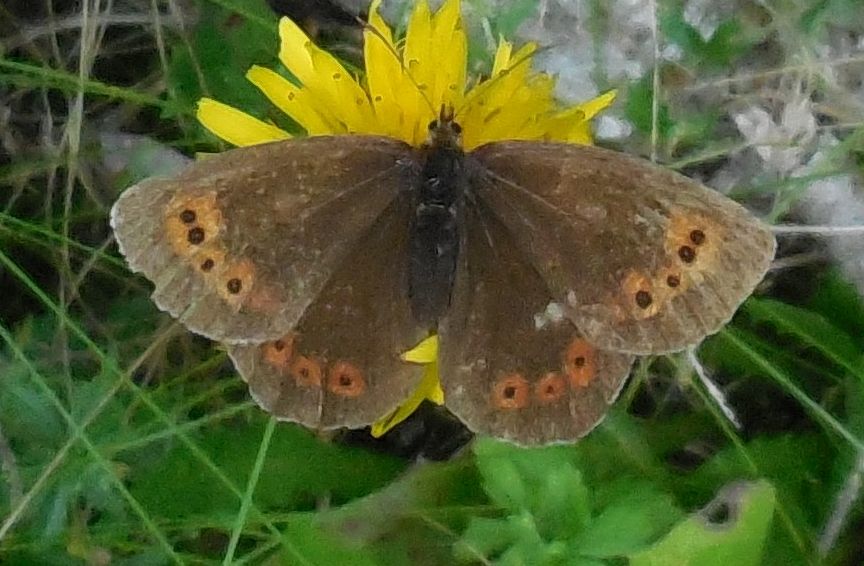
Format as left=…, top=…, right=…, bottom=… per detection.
left=196, top=0, right=616, bottom=436
left=197, top=0, right=615, bottom=149
left=370, top=336, right=443, bottom=438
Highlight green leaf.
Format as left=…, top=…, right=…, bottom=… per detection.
left=629, top=481, right=776, bottom=566
left=686, top=433, right=829, bottom=553
left=449, top=440, right=596, bottom=563
left=454, top=515, right=536, bottom=562
left=274, top=515, right=380, bottom=566
left=166, top=1, right=279, bottom=132
left=571, top=411, right=674, bottom=491
left=129, top=417, right=405, bottom=519
left=0, top=354, right=66, bottom=449
left=711, top=328, right=864, bottom=454
left=799, top=0, right=864, bottom=35
left=806, top=271, right=864, bottom=342
left=574, top=481, right=682, bottom=557
left=463, top=0, right=539, bottom=69
left=486, top=0, right=540, bottom=40
left=473, top=438, right=591, bottom=533
left=660, top=10, right=750, bottom=68
left=625, top=78, right=674, bottom=139
left=744, top=298, right=864, bottom=382
left=315, top=456, right=485, bottom=565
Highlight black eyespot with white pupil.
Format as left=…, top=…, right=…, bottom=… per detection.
left=226, top=278, right=243, bottom=294
left=451, top=122, right=462, bottom=134
left=678, top=245, right=696, bottom=263
left=187, top=227, right=205, bottom=244
left=428, top=120, right=438, bottom=131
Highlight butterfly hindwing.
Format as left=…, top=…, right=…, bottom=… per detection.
left=111, top=136, right=414, bottom=343
left=438, top=205, right=634, bottom=445
left=469, top=141, right=776, bottom=355
left=228, top=196, right=427, bottom=429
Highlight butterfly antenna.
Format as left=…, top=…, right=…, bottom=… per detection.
left=356, top=14, right=437, bottom=117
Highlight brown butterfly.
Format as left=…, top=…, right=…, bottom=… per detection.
left=110, top=108, right=775, bottom=445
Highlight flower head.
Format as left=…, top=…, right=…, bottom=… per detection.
left=198, top=0, right=615, bottom=150
left=196, top=0, right=616, bottom=437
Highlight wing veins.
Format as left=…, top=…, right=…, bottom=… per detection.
left=294, top=162, right=409, bottom=225
left=477, top=167, right=584, bottom=224
left=470, top=202, right=581, bottom=335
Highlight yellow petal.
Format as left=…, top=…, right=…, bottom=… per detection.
left=576, top=89, right=617, bottom=120
left=483, top=42, right=537, bottom=110
left=551, top=89, right=616, bottom=124
left=278, top=17, right=315, bottom=86
left=371, top=335, right=443, bottom=437
left=367, top=0, right=394, bottom=44
left=402, top=335, right=439, bottom=363
left=565, top=122, right=593, bottom=144
left=404, top=0, right=433, bottom=89
left=459, top=42, right=540, bottom=148
left=196, top=98, right=290, bottom=147
left=364, top=0, right=405, bottom=137
left=430, top=0, right=466, bottom=109
left=544, top=90, right=618, bottom=144
left=246, top=65, right=334, bottom=135
left=491, top=38, right=512, bottom=76
left=446, top=31, right=468, bottom=108
left=402, top=0, right=436, bottom=144
left=278, top=17, right=375, bottom=133
left=370, top=360, right=444, bottom=438
left=308, top=49, right=376, bottom=133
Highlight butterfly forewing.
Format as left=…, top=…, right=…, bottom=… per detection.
left=111, top=136, right=414, bottom=343
left=438, top=205, right=634, bottom=445
left=228, top=196, right=427, bottom=429
left=469, top=141, right=776, bottom=355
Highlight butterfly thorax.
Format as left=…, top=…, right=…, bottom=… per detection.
left=408, top=121, right=467, bottom=330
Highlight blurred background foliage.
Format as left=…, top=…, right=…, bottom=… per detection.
left=1, top=0, right=863, bottom=563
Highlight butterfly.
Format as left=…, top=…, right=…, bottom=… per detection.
left=110, top=107, right=775, bottom=446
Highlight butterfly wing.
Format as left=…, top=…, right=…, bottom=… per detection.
left=438, top=205, right=634, bottom=445
left=227, top=195, right=428, bottom=429
left=111, top=136, right=415, bottom=343
left=469, top=141, right=776, bottom=355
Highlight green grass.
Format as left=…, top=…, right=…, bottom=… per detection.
left=1, top=0, right=864, bottom=564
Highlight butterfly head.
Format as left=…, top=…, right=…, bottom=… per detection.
left=426, top=105, right=463, bottom=150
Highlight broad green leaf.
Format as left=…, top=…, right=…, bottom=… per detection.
left=574, top=481, right=682, bottom=558
left=630, top=481, right=776, bottom=566
left=273, top=515, right=380, bottom=566
left=129, top=417, right=405, bottom=518
left=473, top=438, right=591, bottom=532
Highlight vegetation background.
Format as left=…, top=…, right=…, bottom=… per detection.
left=1, top=0, right=863, bottom=563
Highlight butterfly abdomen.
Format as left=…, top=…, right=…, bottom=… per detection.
left=408, top=145, right=467, bottom=328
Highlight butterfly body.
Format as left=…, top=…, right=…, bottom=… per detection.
left=112, top=123, right=775, bottom=445
left=408, top=119, right=467, bottom=328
